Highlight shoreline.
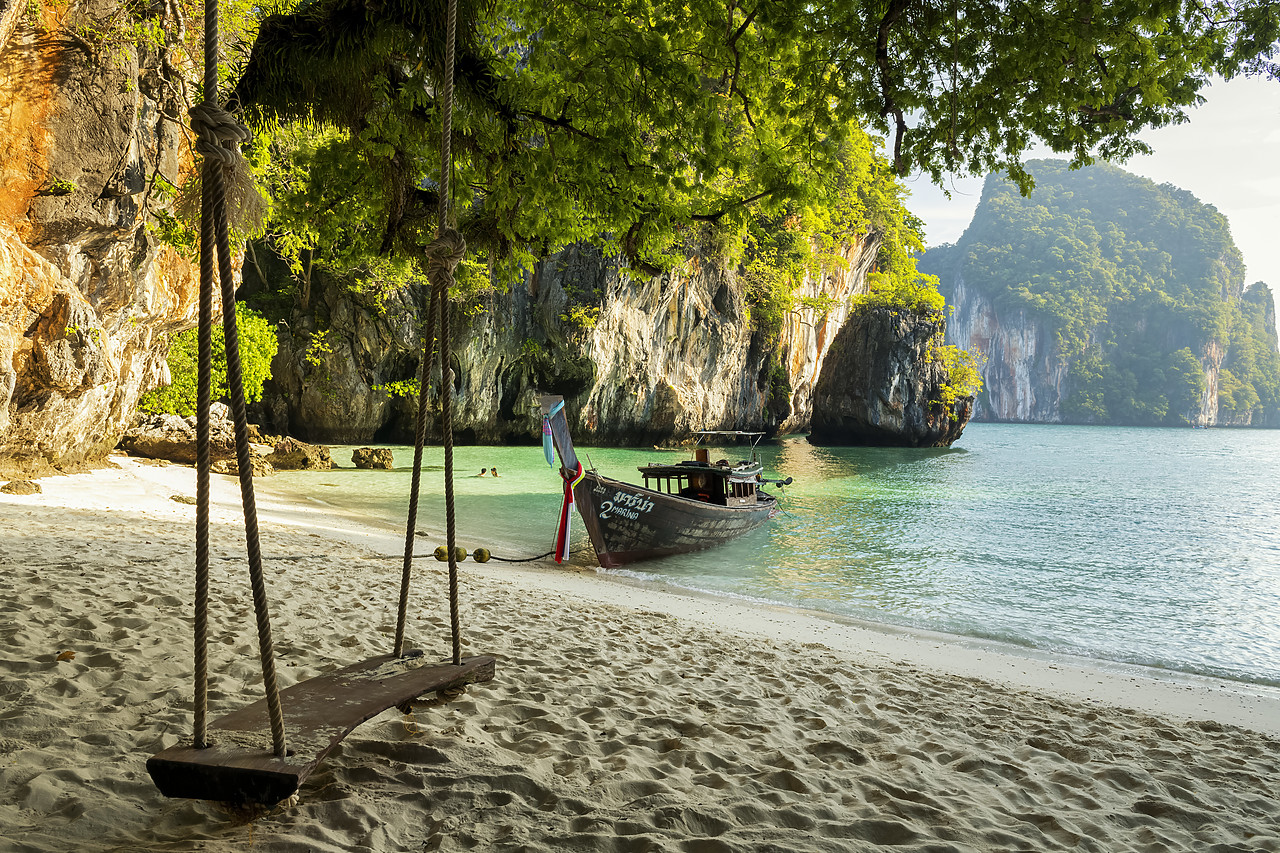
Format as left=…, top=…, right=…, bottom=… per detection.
left=13, top=454, right=1280, bottom=737
left=3, top=456, right=1279, bottom=852
left=253, top=460, right=1280, bottom=738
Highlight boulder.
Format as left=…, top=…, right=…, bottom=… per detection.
left=809, top=306, right=972, bottom=447
left=269, top=437, right=333, bottom=470
left=118, top=412, right=236, bottom=465
left=211, top=454, right=274, bottom=478
left=1, top=479, right=40, bottom=495
left=352, top=447, right=395, bottom=469
left=117, top=405, right=273, bottom=467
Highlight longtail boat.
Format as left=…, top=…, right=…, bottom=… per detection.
left=540, top=395, right=791, bottom=568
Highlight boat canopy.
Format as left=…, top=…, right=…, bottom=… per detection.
left=639, top=459, right=763, bottom=481
left=637, top=459, right=765, bottom=505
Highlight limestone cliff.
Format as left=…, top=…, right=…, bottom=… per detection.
left=253, top=237, right=880, bottom=445
left=943, top=273, right=1070, bottom=423
left=563, top=239, right=878, bottom=445
left=808, top=306, right=972, bottom=447
left=0, top=5, right=199, bottom=475
left=923, top=162, right=1279, bottom=427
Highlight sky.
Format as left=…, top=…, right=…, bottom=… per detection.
left=903, top=75, right=1280, bottom=312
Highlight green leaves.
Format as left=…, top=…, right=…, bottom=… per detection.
left=931, top=344, right=985, bottom=418
left=140, top=303, right=279, bottom=417
left=224, top=0, right=1279, bottom=320
left=932, top=159, right=1280, bottom=426
left=802, top=0, right=1276, bottom=185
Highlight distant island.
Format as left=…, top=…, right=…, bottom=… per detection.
left=921, top=160, right=1280, bottom=428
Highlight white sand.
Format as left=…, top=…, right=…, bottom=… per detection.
left=2, top=457, right=1278, bottom=852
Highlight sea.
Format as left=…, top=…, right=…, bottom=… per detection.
left=264, top=424, right=1280, bottom=688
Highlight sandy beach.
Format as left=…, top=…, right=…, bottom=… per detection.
left=2, top=455, right=1278, bottom=852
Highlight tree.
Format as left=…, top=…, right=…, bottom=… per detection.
left=224, top=0, right=1280, bottom=276
left=823, top=0, right=1280, bottom=188
left=1163, top=347, right=1207, bottom=424
left=139, top=303, right=279, bottom=417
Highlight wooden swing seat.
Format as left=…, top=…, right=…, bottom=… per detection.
left=147, top=652, right=495, bottom=805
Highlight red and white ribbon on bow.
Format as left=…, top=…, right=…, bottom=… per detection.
left=554, top=461, right=586, bottom=563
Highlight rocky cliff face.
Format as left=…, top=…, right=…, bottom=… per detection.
left=808, top=306, right=972, bottom=447
left=566, top=237, right=878, bottom=444
left=943, top=272, right=1231, bottom=425
left=256, top=266, right=424, bottom=444
left=1199, top=339, right=1224, bottom=426
left=944, top=273, right=1070, bottom=423
left=255, top=237, right=880, bottom=445
left=0, top=6, right=199, bottom=476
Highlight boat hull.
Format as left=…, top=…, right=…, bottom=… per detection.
left=573, top=472, right=777, bottom=568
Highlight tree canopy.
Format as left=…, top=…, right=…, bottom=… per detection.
left=220, top=0, right=1280, bottom=273
left=139, top=303, right=279, bottom=416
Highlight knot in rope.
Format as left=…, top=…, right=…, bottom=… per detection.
left=189, top=101, right=252, bottom=165
left=425, top=227, right=467, bottom=291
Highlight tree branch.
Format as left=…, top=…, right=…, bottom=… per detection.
left=1076, top=86, right=1142, bottom=123
left=622, top=221, right=663, bottom=275
left=689, top=187, right=778, bottom=223
left=875, top=0, right=912, bottom=173
left=727, top=4, right=761, bottom=48
left=725, top=5, right=762, bottom=128
left=522, top=111, right=639, bottom=170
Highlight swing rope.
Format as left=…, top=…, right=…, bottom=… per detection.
left=192, top=134, right=212, bottom=751
left=191, top=0, right=286, bottom=757
left=394, top=286, right=439, bottom=657
left=395, top=0, right=466, bottom=666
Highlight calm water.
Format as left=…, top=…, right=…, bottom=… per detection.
left=266, top=424, right=1280, bottom=687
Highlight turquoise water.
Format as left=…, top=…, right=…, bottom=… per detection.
left=267, top=424, right=1280, bottom=687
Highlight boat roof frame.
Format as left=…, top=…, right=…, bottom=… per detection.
left=693, top=430, right=766, bottom=448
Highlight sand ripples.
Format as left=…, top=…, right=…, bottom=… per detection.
left=2, top=476, right=1278, bottom=852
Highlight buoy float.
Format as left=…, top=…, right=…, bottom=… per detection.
left=432, top=545, right=489, bottom=562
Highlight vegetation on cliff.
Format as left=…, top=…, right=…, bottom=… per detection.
left=922, top=161, right=1280, bottom=426
left=139, top=304, right=279, bottom=417
left=196, top=0, right=1280, bottom=297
